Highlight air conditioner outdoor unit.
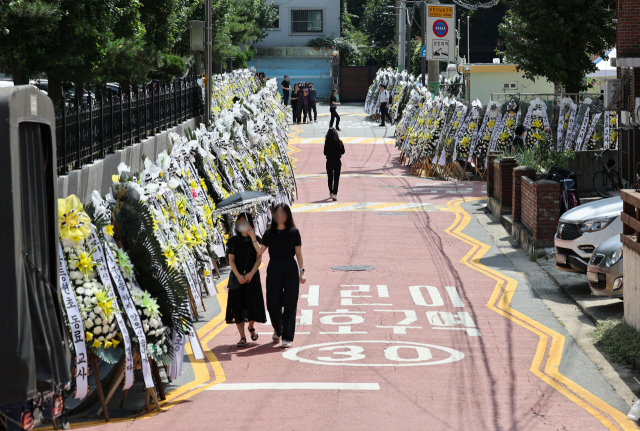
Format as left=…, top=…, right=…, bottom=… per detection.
left=604, top=79, right=624, bottom=111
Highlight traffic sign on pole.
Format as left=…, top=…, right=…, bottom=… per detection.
left=425, top=4, right=456, bottom=62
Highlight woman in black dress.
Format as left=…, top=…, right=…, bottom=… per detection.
left=290, top=84, right=300, bottom=125
left=324, top=128, right=345, bottom=201
left=225, top=213, right=267, bottom=347
left=252, top=203, right=306, bottom=348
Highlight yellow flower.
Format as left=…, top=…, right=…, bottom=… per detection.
left=533, top=133, right=542, bottom=140
left=447, top=138, right=453, bottom=145
left=94, top=288, right=119, bottom=319
left=505, top=118, right=514, bottom=127
left=469, top=122, right=477, bottom=130
left=610, top=117, right=617, bottom=125
left=103, top=340, right=113, bottom=349
left=427, top=119, right=433, bottom=126
left=112, top=337, right=121, bottom=348
left=58, top=195, right=91, bottom=241
left=85, top=331, right=93, bottom=341
left=112, top=174, right=120, bottom=183
left=164, top=247, right=177, bottom=269
left=204, top=269, right=211, bottom=277
left=461, top=137, right=471, bottom=145
left=611, top=131, right=618, bottom=140
left=159, top=170, right=164, bottom=178
left=76, top=251, right=96, bottom=277
left=453, top=121, right=460, bottom=129
left=499, top=132, right=509, bottom=142
left=532, top=119, right=542, bottom=128
left=592, top=132, right=601, bottom=141
left=488, top=120, right=496, bottom=128
left=92, top=339, right=102, bottom=348
left=105, top=225, right=114, bottom=237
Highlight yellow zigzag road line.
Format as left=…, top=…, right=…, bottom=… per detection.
left=286, top=125, right=303, bottom=164
left=50, top=278, right=232, bottom=430
left=445, top=198, right=634, bottom=431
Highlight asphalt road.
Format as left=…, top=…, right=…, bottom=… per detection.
left=68, top=103, right=637, bottom=431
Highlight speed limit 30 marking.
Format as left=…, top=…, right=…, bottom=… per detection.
left=282, top=340, right=464, bottom=367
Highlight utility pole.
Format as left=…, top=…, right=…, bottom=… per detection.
left=420, top=1, right=426, bottom=85
left=397, top=0, right=406, bottom=71
left=205, top=0, right=212, bottom=127
left=457, top=18, right=461, bottom=63
left=427, top=0, right=439, bottom=87
left=406, top=6, right=412, bottom=72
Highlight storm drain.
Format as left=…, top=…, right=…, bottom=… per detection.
left=332, top=265, right=376, bottom=271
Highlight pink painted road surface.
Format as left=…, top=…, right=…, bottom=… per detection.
left=78, top=137, right=634, bottom=430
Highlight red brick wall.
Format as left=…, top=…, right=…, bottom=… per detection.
left=493, top=158, right=517, bottom=208
left=521, top=177, right=560, bottom=243
left=512, top=166, right=536, bottom=222
left=487, top=152, right=499, bottom=197
left=617, top=0, right=640, bottom=58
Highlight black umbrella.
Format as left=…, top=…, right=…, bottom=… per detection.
left=213, top=191, right=274, bottom=216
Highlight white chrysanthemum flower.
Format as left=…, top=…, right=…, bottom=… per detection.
left=68, top=262, right=77, bottom=270
left=106, top=332, right=113, bottom=340
left=98, top=336, right=104, bottom=342
left=102, top=324, right=109, bottom=334
left=85, top=319, right=94, bottom=329
left=148, top=330, right=156, bottom=336
left=110, top=323, right=116, bottom=331
left=94, top=326, right=102, bottom=335
left=82, top=282, right=92, bottom=289
left=77, top=287, right=85, bottom=295
left=83, top=297, right=92, bottom=307
left=91, top=297, right=98, bottom=305
left=143, top=309, right=151, bottom=317
left=93, top=306, right=101, bottom=314
left=75, top=279, right=83, bottom=285
left=94, top=317, right=102, bottom=326
left=89, top=312, right=96, bottom=319
left=143, top=324, right=150, bottom=332
left=84, top=289, right=93, bottom=297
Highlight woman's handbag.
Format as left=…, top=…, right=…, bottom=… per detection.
left=227, top=241, right=252, bottom=290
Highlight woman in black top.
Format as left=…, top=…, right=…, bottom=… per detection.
left=324, top=128, right=345, bottom=201
left=290, top=84, right=300, bottom=124
left=225, top=213, right=267, bottom=347
left=329, top=88, right=341, bottom=130
left=252, top=203, right=305, bottom=348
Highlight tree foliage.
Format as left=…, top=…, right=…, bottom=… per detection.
left=498, top=0, right=615, bottom=93
left=359, top=0, right=395, bottom=46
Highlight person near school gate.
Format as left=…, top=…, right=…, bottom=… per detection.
left=225, top=213, right=267, bottom=347
left=324, top=128, right=345, bottom=201
left=298, top=87, right=309, bottom=124
left=281, top=75, right=291, bottom=106
left=511, top=125, right=526, bottom=150
left=291, top=83, right=300, bottom=124
left=307, top=82, right=318, bottom=123
left=329, top=88, right=341, bottom=131
left=377, top=84, right=392, bottom=127
left=253, top=203, right=306, bottom=349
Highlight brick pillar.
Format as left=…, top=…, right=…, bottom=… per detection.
left=533, top=180, right=561, bottom=243
left=486, top=152, right=499, bottom=197
left=512, top=166, right=536, bottom=222
left=497, top=157, right=518, bottom=209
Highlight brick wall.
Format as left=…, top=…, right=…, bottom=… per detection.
left=487, top=152, right=499, bottom=197
left=512, top=166, right=536, bottom=222
left=492, top=157, right=517, bottom=208
left=521, top=177, right=560, bottom=244
left=617, top=0, right=640, bottom=58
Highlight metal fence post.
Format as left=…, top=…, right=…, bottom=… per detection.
left=75, top=96, right=81, bottom=169
left=88, top=92, right=93, bottom=164
left=61, top=103, right=67, bottom=175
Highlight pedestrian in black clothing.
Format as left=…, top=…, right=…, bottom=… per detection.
left=324, top=128, right=345, bottom=201
left=307, top=82, right=317, bottom=122
left=225, top=213, right=267, bottom=347
left=290, top=84, right=299, bottom=124
left=281, top=75, right=291, bottom=106
left=255, top=204, right=306, bottom=349
left=299, top=88, right=309, bottom=123
left=329, top=88, right=341, bottom=131
left=511, top=125, right=526, bottom=150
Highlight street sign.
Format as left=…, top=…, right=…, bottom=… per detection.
left=425, top=5, right=455, bottom=62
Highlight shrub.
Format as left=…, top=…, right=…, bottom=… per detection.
left=592, top=320, right=640, bottom=365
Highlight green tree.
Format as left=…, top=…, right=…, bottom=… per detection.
left=359, top=0, right=395, bottom=46
left=498, top=0, right=615, bottom=93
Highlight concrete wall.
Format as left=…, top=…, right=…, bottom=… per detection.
left=259, top=0, right=340, bottom=48
left=624, top=245, right=640, bottom=331
left=567, top=150, right=620, bottom=197
left=248, top=55, right=332, bottom=100
left=57, top=116, right=203, bottom=204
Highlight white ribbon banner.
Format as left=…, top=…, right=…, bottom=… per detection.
left=574, top=106, right=592, bottom=151
left=58, top=241, right=89, bottom=399
left=86, top=226, right=134, bottom=390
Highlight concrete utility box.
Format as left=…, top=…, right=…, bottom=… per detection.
left=458, top=63, right=555, bottom=104
left=0, top=85, right=70, bottom=405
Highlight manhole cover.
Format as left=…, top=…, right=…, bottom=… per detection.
left=376, top=212, right=407, bottom=216
left=332, top=265, right=376, bottom=271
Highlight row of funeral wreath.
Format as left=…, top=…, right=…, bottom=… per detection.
left=363, top=68, right=619, bottom=169
left=57, top=70, right=295, bottom=401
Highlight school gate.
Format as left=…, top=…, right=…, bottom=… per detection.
left=339, top=66, right=381, bottom=103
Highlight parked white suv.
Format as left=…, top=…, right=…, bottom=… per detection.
left=554, top=197, right=622, bottom=273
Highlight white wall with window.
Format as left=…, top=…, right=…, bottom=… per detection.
left=256, top=0, right=340, bottom=48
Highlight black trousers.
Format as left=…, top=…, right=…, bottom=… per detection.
left=329, top=108, right=340, bottom=128
left=380, top=102, right=392, bottom=125
left=308, top=101, right=317, bottom=121
left=266, top=259, right=300, bottom=342
left=298, top=104, right=308, bottom=122
left=283, top=93, right=289, bottom=106
left=291, top=100, right=298, bottom=122
left=326, top=160, right=342, bottom=194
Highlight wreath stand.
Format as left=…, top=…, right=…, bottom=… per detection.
left=421, top=158, right=434, bottom=178
left=89, top=352, right=110, bottom=422
left=98, top=354, right=165, bottom=417
left=475, top=157, right=487, bottom=181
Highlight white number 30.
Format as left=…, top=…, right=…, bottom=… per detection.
left=317, top=345, right=366, bottom=361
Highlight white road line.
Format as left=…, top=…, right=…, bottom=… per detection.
left=349, top=137, right=367, bottom=143
left=300, top=138, right=316, bottom=143
left=206, top=383, right=380, bottom=391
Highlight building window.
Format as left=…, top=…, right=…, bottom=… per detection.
left=291, top=10, right=323, bottom=33
left=272, top=5, right=279, bottom=29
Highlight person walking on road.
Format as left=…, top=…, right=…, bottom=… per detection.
left=324, top=128, right=345, bottom=201
left=226, top=213, right=267, bottom=347
left=299, top=87, right=309, bottom=124
left=307, top=82, right=317, bottom=122
left=255, top=204, right=306, bottom=348
left=291, top=84, right=300, bottom=124
left=329, top=88, right=341, bottom=131
left=377, top=84, right=392, bottom=127
left=281, top=75, right=291, bottom=106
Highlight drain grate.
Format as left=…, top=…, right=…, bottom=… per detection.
left=332, top=265, right=376, bottom=271
left=376, top=212, right=407, bottom=216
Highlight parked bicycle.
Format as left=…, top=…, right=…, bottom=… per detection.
left=543, top=167, right=581, bottom=214
left=592, top=149, right=622, bottom=198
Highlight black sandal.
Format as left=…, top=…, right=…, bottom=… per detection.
left=249, top=328, right=259, bottom=341
left=237, top=338, right=247, bottom=347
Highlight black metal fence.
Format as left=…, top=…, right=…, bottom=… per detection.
left=55, top=75, right=203, bottom=175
